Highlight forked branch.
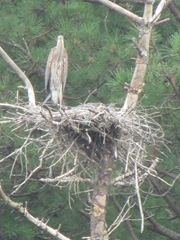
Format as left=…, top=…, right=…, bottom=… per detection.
left=150, top=0, right=169, bottom=24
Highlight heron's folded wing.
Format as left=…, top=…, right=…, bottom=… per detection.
left=45, top=47, right=55, bottom=90
left=62, top=48, right=68, bottom=92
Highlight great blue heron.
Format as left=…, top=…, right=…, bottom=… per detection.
left=44, top=35, right=68, bottom=106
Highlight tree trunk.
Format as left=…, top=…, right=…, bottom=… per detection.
left=91, top=155, right=112, bottom=240
left=122, top=1, right=153, bottom=111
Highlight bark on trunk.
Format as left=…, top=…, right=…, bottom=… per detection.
left=91, top=155, right=112, bottom=240
left=122, top=1, right=153, bottom=111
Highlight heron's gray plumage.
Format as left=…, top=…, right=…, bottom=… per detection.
left=45, top=35, right=68, bottom=105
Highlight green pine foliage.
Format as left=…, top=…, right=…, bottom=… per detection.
left=0, top=0, right=180, bottom=239
left=0, top=0, right=138, bottom=105
left=2, top=209, right=35, bottom=240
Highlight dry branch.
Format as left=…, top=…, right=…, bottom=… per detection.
left=113, top=197, right=139, bottom=240
left=168, top=0, right=180, bottom=22
left=0, top=184, right=71, bottom=240
left=0, top=46, right=36, bottom=106
left=150, top=0, right=169, bottom=24
left=145, top=209, right=180, bottom=240
left=0, top=102, right=164, bottom=189
left=84, top=0, right=144, bottom=24
left=0, top=102, right=166, bottom=237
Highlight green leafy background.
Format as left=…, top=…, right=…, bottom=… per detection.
left=0, top=0, right=180, bottom=239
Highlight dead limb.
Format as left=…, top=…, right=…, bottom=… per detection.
left=168, top=0, right=180, bottom=22
left=0, top=183, right=71, bottom=240
left=0, top=46, right=36, bottom=106
left=84, top=0, right=144, bottom=24
left=150, top=0, right=169, bottom=24
left=144, top=209, right=180, bottom=240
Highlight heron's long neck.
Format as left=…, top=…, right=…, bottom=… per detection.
left=58, top=41, right=64, bottom=53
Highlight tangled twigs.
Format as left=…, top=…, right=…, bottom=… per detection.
left=0, top=102, right=164, bottom=189
left=0, top=102, right=167, bottom=236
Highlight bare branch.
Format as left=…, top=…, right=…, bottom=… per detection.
left=86, top=0, right=144, bottom=4
left=149, top=177, right=180, bottom=218
left=11, top=138, right=53, bottom=195
left=145, top=210, right=180, bottom=240
left=113, top=197, right=139, bottom=240
left=0, top=183, right=71, bottom=240
left=168, top=0, right=180, bottom=22
left=0, top=46, right=36, bottom=106
left=134, top=145, right=144, bottom=233
left=154, top=17, right=170, bottom=25
left=0, top=102, right=166, bottom=238
left=164, top=74, right=180, bottom=102
left=40, top=175, right=91, bottom=183
left=84, top=0, right=144, bottom=24
left=156, top=168, right=180, bottom=182
left=150, top=0, right=169, bottom=24
left=0, top=40, right=33, bottom=61
left=108, top=196, right=135, bottom=235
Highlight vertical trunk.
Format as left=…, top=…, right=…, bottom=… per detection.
left=91, top=155, right=112, bottom=240
left=122, top=1, right=154, bottom=111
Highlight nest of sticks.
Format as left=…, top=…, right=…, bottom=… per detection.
left=1, top=102, right=164, bottom=188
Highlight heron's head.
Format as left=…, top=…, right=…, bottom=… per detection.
left=57, top=35, right=64, bottom=45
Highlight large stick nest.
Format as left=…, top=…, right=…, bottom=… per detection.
left=1, top=102, right=164, bottom=188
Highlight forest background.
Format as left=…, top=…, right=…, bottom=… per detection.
left=0, top=0, right=180, bottom=240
